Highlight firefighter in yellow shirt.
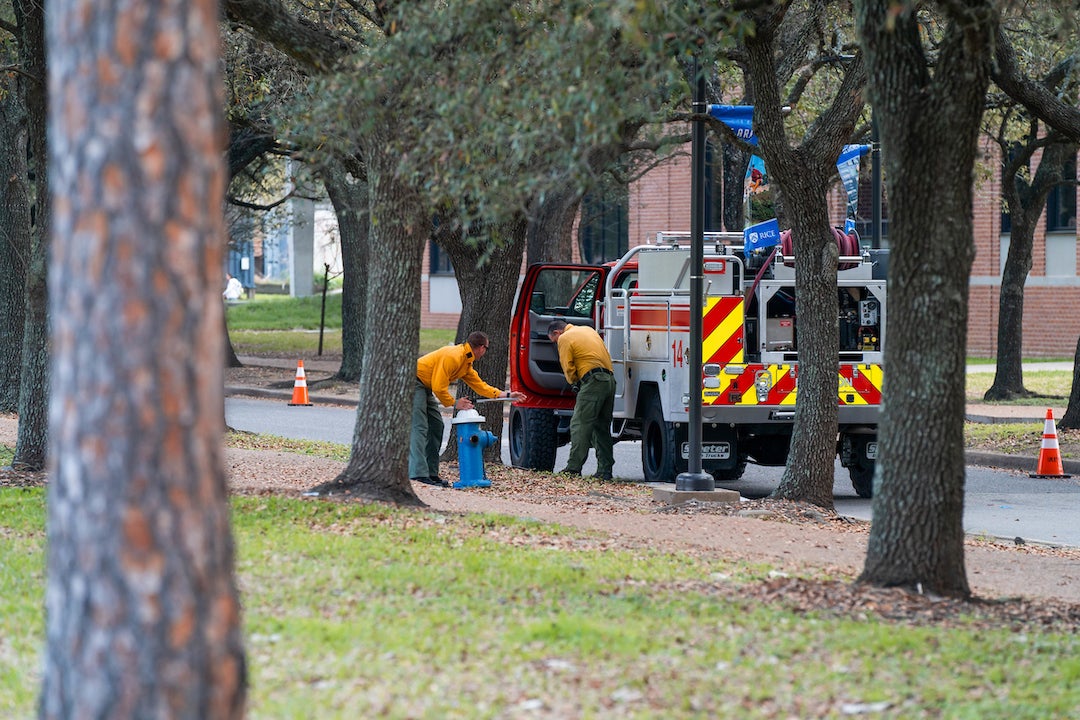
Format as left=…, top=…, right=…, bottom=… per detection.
left=547, top=320, right=615, bottom=480
left=411, top=331, right=524, bottom=486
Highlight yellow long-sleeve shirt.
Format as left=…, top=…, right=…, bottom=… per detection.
left=556, top=324, right=613, bottom=384
left=416, top=342, right=502, bottom=407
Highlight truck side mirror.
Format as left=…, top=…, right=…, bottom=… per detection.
left=530, top=291, right=546, bottom=314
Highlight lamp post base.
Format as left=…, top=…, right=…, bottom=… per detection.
left=675, top=471, right=715, bottom=492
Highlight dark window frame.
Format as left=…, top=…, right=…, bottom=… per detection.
left=578, top=191, right=629, bottom=264
left=1045, top=157, right=1077, bottom=233
left=429, top=241, right=454, bottom=276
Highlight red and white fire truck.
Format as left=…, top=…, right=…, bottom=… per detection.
left=508, top=230, right=888, bottom=497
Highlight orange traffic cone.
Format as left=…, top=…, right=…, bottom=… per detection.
left=287, top=360, right=313, bottom=406
left=1031, top=409, right=1070, bottom=478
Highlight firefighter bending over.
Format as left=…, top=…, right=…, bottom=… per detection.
left=547, top=320, right=616, bottom=480
left=411, top=331, right=524, bottom=487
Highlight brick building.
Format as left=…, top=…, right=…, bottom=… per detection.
left=421, top=140, right=1080, bottom=357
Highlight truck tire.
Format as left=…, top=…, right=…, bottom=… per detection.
left=641, top=400, right=679, bottom=483
left=708, top=457, right=747, bottom=482
left=849, top=466, right=874, bottom=498
left=509, top=406, right=558, bottom=472
left=840, top=433, right=875, bottom=498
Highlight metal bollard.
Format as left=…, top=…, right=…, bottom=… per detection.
left=451, top=409, right=497, bottom=488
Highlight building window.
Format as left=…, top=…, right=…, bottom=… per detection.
left=429, top=241, right=454, bottom=276
left=854, top=172, right=889, bottom=246
left=1045, top=157, right=1077, bottom=232
left=579, top=190, right=628, bottom=263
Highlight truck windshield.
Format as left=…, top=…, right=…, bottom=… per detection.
left=530, top=269, right=601, bottom=318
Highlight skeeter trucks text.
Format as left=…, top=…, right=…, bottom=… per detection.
left=508, top=231, right=888, bottom=497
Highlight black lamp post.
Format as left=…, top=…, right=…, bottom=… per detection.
left=676, top=58, right=715, bottom=492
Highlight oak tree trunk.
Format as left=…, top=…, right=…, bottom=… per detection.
left=986, top=217, right=1034, bottom=400
left=526, top=188, right=580, bottom=265
left=11, top=0, right=48, bottom=471
left=1059, top=335, right=1080, bottom=429
left=985, top=141, right=1074, bottom=401
left=856, top=0, right=997, bottom=598
left=321, top=156, right=368, bottom=384
left=743, top=9, right=865, bottom=510
left=0, top=73, right=29, bottom=414
left=308, top=137, right=426, bottom=504
left=41, top=0, right=247, bottom=715
left=438, top=216, right=528, bottom=463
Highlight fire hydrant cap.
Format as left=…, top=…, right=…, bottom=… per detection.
left=452, top=409, right=486, bottom=424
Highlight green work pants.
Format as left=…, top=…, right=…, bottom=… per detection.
left=409, top=381, right=444, bottom=478
left=565, top=372, right=616, bottom=475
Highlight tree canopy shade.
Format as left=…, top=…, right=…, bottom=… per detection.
left=41, top=0, right=246, bottom=715
left=855, top=0, right=999, bottom=599
left=299, top=0, right=742, bottom=233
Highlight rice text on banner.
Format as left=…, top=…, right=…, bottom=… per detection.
left=744, top=218, right=781, bottom=252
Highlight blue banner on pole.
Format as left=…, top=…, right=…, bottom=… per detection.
left=744, top=218, right=780, bottom=251
left=837, top=144, right=870, bottom=226
left=708, top=105, right=757, bottom=146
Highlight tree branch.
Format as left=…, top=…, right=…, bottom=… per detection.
left=992, top=27, right=1080, bottom=144
left=223, top=0, right=351, bottom=72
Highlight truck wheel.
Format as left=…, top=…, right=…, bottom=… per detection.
left=840, top=433, right=875, bottom=498
left=509, top=406, right=557, bottom=472
left=708, top=457, right=747, bottom=482
left=849, top=465, right=874, bottom=498
left=641, top=401, right=678, bottom=483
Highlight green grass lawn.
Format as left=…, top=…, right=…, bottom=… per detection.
left=226, top=296, right=455, bottom=356
left=2, top=489, right=1077, bottom=719
left=966, top=370, right=1073, bottom=404
left=226, top=294, right=344, bottom=331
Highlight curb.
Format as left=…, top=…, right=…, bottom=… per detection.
left=965, top=450, right=1080, bottom=476
left=965, top=413, right=1050, bottom=425
left=225, top=386, right=359, bottom=407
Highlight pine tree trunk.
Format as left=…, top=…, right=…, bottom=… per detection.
left=42, top=0, right=246, bottom=715
left=0, top=77, right=29, bottom=414
left=321, top=157, right=368, bottom=384
left=308, top=139, right=426, bottom=503
left=856, top=0, right=997, bottom=599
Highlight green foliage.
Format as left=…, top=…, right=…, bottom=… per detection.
left=3, top=491, right=1078, bottom=717
left=302, top=0, right=744, bottom=232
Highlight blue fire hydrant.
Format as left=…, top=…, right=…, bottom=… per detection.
left=452, top=409, right=497, bottom=488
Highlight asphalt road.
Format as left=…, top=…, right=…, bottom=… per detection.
left=225, top=397, right=1080, bottom=548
